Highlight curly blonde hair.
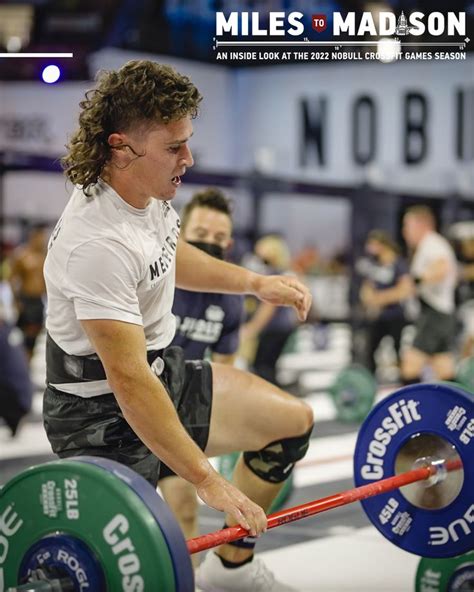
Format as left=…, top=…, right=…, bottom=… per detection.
left=61, top=60, right=202, bottom=194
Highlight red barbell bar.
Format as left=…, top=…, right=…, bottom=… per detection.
left=187, top=457, right=463, bottom=554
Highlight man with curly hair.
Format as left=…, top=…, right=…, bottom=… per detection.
left=43, top=60, right=313, bottom=591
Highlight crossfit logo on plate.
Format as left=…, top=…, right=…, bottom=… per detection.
left=445, top=406, right=467, bottom=431
left=40, top=480, right=62, bottom=519
left=361, top=399, right=422, bottom=480
left=103, top=514, right=144, bottom=591
left=0, top=504, right=24, bottom=591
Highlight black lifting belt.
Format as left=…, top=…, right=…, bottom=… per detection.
left=46, top=333, right=163, bottom=384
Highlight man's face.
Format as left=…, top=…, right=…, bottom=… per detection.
left=183, top=206, right=233, bottom=250
left=402, top=214, right=423, bottom=248
left=113, top=116, right=194, bottom=201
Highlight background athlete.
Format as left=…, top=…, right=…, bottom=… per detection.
left=401, top=206, right=458, bottom=384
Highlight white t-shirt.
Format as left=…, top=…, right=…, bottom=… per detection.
left=44, top=179, right=180, bottom=396
left=411, top=231, right=457, bottom=314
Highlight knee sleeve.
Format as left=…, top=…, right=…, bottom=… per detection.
left=243, top=426, right=313, bottom=483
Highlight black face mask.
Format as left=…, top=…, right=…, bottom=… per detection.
left=188, top=241, right=225, bottom=260
left=365, top=252, right=380, bottom=263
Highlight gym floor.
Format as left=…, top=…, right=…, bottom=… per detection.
left=0, top=326, right=430, bottom=591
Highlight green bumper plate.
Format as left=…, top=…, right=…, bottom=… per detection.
left=330, top=364, right=377, bottom=423
left=415, top=552, right=474, bottom=591
left=0, top=460, right=177, bottom=591
left=456, top=357, right=474, bottom=394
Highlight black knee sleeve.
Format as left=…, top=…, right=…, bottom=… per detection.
left=243, top=426, right=313, bottom=484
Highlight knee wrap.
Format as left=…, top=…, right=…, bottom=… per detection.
left=243, top=426, right=313, bottom=484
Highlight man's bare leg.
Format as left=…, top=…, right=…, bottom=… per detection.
left=205, top=363, right=314, bottom=563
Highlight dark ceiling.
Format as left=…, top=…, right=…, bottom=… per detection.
left=0, top=0, right=472, bottom=80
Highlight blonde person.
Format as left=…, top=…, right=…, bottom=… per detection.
left=360, top=230, right=412, bottom=376
left=241, top=235, right=298, bottom=386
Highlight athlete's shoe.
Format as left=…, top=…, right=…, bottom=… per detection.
left=195, top=552, right=297, bottom=591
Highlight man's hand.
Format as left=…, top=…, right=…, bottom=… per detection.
left=195, top=471, right=267, bottom=536
left=250, top=275, right=312, bottom=322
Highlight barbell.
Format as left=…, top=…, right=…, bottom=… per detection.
left=1, top=382, right=473, bottom=591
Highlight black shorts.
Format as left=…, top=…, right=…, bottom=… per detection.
left=43, top=346, right=213, bottom=487
left=413, top=303, right=456, bottom=355
left=17, top=295, right=45, bottom=328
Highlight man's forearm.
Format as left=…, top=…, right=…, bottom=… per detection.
left=109, top=365, right=213, bottom=485
left=176, top=239, right=259, bottom=295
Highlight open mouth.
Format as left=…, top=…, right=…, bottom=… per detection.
left=171, top=176, right=181, bottom=187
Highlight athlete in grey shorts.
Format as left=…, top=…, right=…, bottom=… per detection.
left=401, top=206, right=458, bottom=383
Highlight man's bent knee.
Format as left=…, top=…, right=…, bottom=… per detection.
left=243, top=424, right=313, bottom=484
left=300, top=400, right=315, bottom=433
left=287, top=399, right=314, bottom=437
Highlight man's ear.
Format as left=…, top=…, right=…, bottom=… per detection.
left=107, top=132, right=127, bottom=150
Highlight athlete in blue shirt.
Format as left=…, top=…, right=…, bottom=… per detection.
left=171, top=195, right=243, bottom=362
left=360, top=230, right=412, bottom=376
left=160, top=188, right=244, bottom=554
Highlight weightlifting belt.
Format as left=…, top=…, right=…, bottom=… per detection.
left=46, top=333, right=163, bottom=384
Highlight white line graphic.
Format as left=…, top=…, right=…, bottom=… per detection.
left=0, top=53, right=74, bottom=58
